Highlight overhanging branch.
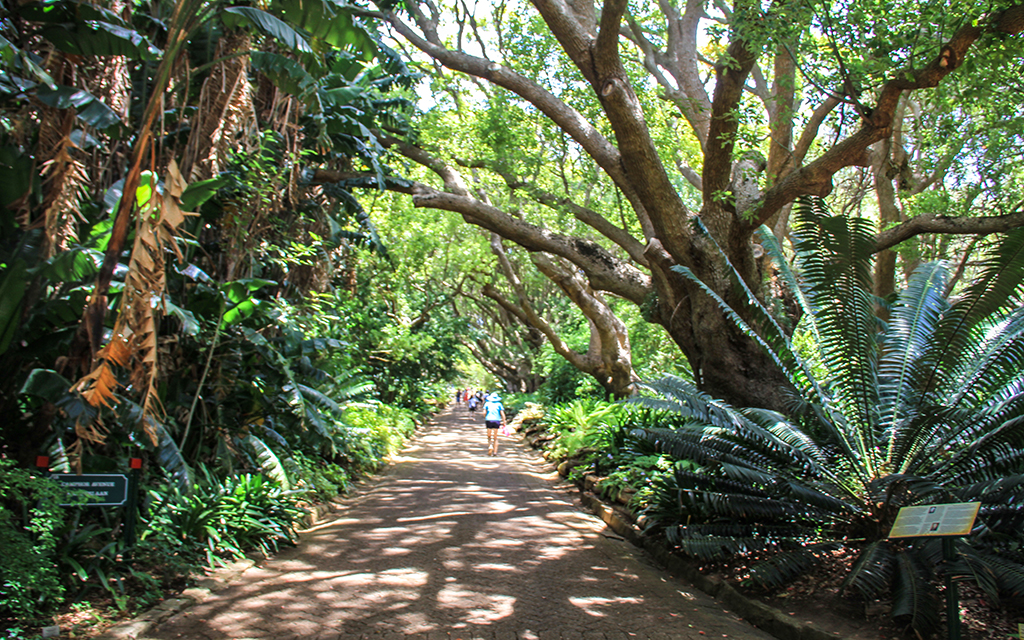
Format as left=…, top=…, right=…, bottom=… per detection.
left=875, top=204, right=1024, bottom=252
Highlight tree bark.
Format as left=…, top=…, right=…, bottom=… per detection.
left=361, top=0, right=1024, bottom=410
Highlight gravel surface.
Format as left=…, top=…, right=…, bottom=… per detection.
left=143, top=407, right=775, bottom=640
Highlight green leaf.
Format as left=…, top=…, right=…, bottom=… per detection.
left=222, top=299, right=258, bottom=326
left=222, top=7, right=313, bottom=54
left=35, top=84, right=122, bottom=131
left=0, top=259, right=28, bottom=355
left=250, top=51, right=318, bottom=100
left=164, top=298, right=200, bottom=336
left=20, top=369, right=72, bottom=401
left=222, top=278, right=276, bottom=305
left=748, top=544, right=838, bottom=588
left=243, top=435, right=291, bottom=490
left=273, top=0, right=376, bottom=59
left=40, top=21, right=161, bottom=60
left=154, top=423, right=193, bottom=494
left=180, top=175, right=227, bottom=211
left=841, top=540, right=894, bottom=598
left=891, top=552, right=940, bottom=635
left=32, top=246, right=103, bottom=282
left=0, top=145, right=37, bottom=224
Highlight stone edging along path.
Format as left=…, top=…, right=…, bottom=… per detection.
left=574, top=491, right=841, bottom=640
left=97, top=407, right=839, bottom=640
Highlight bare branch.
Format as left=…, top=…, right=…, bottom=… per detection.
left=874, top=205, right=1024, bottom=253
left=384, top=8, right=657, bottom=236
left=457, top=157, right=649, bottom=266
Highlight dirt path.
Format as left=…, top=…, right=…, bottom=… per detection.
left=145, top=407, right=775, bottom=640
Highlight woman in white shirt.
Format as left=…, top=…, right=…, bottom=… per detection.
left=482, top=393, right=506, bottom=456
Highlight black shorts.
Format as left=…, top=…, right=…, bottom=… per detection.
left=485, top=420, right=501, bottom=429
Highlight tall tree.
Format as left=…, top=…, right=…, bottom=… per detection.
left=352, top=0, right=1024, bottom=408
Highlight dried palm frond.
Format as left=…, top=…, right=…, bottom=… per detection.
left=181, top=33, right=256, bottom=181
left=73, top=160, right=196, bottom=444
left=39, top=135, right=89, bottom=256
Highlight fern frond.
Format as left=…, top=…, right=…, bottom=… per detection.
left=298, top=383, right=341, bottom=413
left=879, top=261, right=949, bottom=463
left=671, top=522, right=806, bottom=539
left=947, top=544, right=1000, bottom=602
left=941, top=415, right=1024, bottom=481
left=841, top=540, right=895, bottom=599
left=242, top=328, right=307, bottom=429
left=742, top=407, right=828, bottom=468
left=748, top=543, right=840, bottom=589
left=686, top=218, right=814, bottom=383
left=759, top=223, right=819, bottom=343
left=792, top=198, right=880, bottom=474
left=154, top=422, right=194, bottom=494
left=634, top=378, right=831, bottom=478
left=670, top=265, right=825, bottom=407
left=684, top=491, right=824, bottom=523
left=945, top=308, right=1024, bottom=408
left=891, top=551, right=940, bottom=635
left=924, top=227, right=1024, bottom=398
left=978, top=553, right=1024, bottom=597
left=776, top=479, right=858, bottom=518
left=955, top=474, right=1024, bottom=504
left=243, top=434, right=291, bottom=490
left=672, top=534, right=772, bottom=561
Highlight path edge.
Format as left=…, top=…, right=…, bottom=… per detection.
left=92, top=411, right=443, bottom=640
left=576, top=488, right=842, bottom=640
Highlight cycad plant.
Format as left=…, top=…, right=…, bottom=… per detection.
left=633, top=199, right=1024, bottom=635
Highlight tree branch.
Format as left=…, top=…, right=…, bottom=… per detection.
left=750, top=3, right=1024, bottom=232
left=457, top=157, right=649, bottom=266
left=874, top=205, right=1024, bottom=253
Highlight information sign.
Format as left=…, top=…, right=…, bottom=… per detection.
left=888, top=502, right=980, bottom=538
left=53, top=474, right=129, bottom=506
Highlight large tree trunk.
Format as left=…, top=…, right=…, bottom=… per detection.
left=367, top=0, right=1024, bottom=411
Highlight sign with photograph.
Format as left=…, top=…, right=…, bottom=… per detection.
left=888, top=502, right=980, bottom=539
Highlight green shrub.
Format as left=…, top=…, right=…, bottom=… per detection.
left=598, top=454, right=675, bottom=505
left=337, top=405, right=416, bottom=472
left=631, top=201, right=1024, bottom=636
left=0, top=460, right=76, bottom=620
left=542, top=399, right=624, bottom=461
left=142, top=468, right=305, bottom=569
left=291, top=453, right=351, bottom=501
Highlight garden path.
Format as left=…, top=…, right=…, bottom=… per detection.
left=143, top=406, right=775, bottom=640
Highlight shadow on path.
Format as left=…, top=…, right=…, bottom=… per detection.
left=146, top=407, right=774, bottom=640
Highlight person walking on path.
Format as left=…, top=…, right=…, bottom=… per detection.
left=483, top=392, right=506, bottom=456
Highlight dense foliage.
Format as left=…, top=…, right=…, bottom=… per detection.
left=0, top=0, right=457, bottom=628
left=626, top=200, right=1024, bottom=634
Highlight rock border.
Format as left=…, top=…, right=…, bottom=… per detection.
left=94, top=496, right=349, bottom=640
left=567, top=470, right=842, bottom=640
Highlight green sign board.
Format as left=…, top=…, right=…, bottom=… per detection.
left=53, top=474, right=129, bottom=506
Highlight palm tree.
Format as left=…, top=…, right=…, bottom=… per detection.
left=632, top=198, right=1024, bottom=635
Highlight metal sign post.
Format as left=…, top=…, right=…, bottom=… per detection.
left=889, top=502, right=981, bottom=640
left=41, top=456, right=144, bottom=559
left=122, top=458, right=143, bottom=552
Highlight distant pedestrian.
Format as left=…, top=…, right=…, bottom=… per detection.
left=483, top=392, right=506, bottom=456
left=468, top=393, right=479, bottom=412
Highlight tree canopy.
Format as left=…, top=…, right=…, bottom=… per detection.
left=323, top=0, right=1024, bottom=407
